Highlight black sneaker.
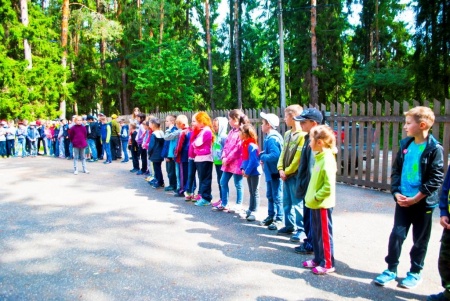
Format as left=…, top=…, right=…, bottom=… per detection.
left=277, top=227, right=295, bottom=235
left=268, top=220, right=283, bottom=230
left=294, top=244, right=314, bottom=254
left=260, top=216, right=274, bottom=226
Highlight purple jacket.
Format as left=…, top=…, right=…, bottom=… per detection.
left=193, top=126, right=213, bottom=156
left=69, top=124, right=88, bottom=148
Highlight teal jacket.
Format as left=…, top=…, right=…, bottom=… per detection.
left=305, top=148, right=337, bottom=209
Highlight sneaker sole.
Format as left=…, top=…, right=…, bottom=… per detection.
left=373, top=278, right=396, bottom=286
left=399, top=278, right=422, bottom=289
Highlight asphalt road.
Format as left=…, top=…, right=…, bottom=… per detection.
left=0, top=156, right=445, bottom=301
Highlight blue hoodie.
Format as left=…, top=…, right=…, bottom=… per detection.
left=260, top=129, right=284, bottom=182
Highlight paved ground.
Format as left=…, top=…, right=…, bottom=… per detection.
left=0, top=156, right=445, bottom=301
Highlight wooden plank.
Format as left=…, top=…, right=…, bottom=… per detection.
left=350, top=102, right=357, bottom=178
left=392, top=101, right=400, bottom=184
left=357, top=102, right=365, bottom=181
left=373, top=102, right=382, bottom=183
left=343, top=104, right=350, bottom=177
left=381, top=101, right=391, bottom=185
left=433, top=99, right=441, bottom=138
left=444, top=99, right=450, bottom=174
left=365, top=101, right=373, bottom=183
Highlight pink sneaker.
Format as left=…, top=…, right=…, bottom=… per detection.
left=311, top=266, right=335, bottom=275
left=193, top=194, right=201, bottom=202
left=211, top=199, right=222, bottom=207
left=184, top=192, right=192, bottom=201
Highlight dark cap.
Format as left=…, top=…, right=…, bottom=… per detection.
left=293, top=108, right=323, bottom=124
left=87, top=115, right=94, bottom=121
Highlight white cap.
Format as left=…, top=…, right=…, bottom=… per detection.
left=260, top=112, right=280, bottom=128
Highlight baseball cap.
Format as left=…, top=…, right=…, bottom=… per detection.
left=111, top=114, right=118, bottom=119
left=293, top=108, right=323, bottom=124
left=86, top=115, right=94, bottom=121
left=98, top=113, right=105, bottom=117
left=260, top=112, right=280, bottom=128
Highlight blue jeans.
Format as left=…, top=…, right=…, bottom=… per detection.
left=88, top=139, right=98, bottom=160
left=102, top=141, right=112, bottom=162
left=17, top=137, right=26, bottom=157
left=247, top=175, right=260, bottom=212
left=121, top=140, right=129, bottom=161
left=283, top=176, right=304, bottom=231
left=6, top=139, right=15, bottom=157
left=185, top=159, right=197, bottom=194
left=220, top=171, right=243, bottom=207
left=267, top=178, right=283, bottom=221
left=0, top=141, right=6, bottom=157
left=44, top=137, right=53, bottom=155
left=215, top=164, right=223, bottom=199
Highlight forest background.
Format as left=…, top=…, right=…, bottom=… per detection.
left=1, top=0, right=449, bottom=120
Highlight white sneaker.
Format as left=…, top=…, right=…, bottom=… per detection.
left=84, top=170, right=90, bottom=174
left=74, top=170, right=78, bottom=175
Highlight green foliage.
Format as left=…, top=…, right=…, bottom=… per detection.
left=130, top=38, right=202, bottom=111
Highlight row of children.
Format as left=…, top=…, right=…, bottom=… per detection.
left=126, top=106, right=338, bottom=276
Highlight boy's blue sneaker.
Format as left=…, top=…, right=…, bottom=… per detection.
left=290, top=230, right=303, bottom=242
left=194, top=199, right=210, bottom=206
left=399, top=272, right=422, bottom=289
left=373, top=270, right=396, bottom=286
left=427, top=292, right=450, bottom=301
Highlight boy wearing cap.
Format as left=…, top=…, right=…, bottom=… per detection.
left=293, top=108, right=323, bottom=254
left=86, top=115, right=99, bottom=162
left=110, top=114, right=121, bottom=161
left=0, top=121, right=7, bottom=158
left=259, top=113, right=284, bottom=230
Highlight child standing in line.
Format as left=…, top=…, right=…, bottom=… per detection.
left=129, top=123, right=140, bottom=172
left=374, top=106, right=444, bottom=288
left=259, top=112, right=284, bottom=229
left=301, top=125, right=337, bottom=275
left=6, top=121, right=16, bottom=157
left=27, top=122, right=39, bottom=157
left=184, top=124, right=199, bottom=202
left=240, top=124, right=262, bottom=221
left=0, top=121, right=7, bottom=158
left=135, top=113, right=147, bottom=175
left=218, top=109, right=248, bottom=212
left=427, top=168, right=450, bottom=301
left=147, top=118, right=165, bottom=189
left=16, top=123, right=27, bottom=158
left=191, top=112, right=214, bottom=206
left=162, top=115, right=178, bottom=192
left=99, top=113, right=112, bottom=164
left=174, top=115, right=190, bottom=197
left=119, top=119, right=129, bottom=163
left=293, top=108, right=323, bottom=254
left=277, top=104, right=306, bottom=242
left=211, top=117, right=228, bottom=207
left=69, top=115, right=89, bottom=174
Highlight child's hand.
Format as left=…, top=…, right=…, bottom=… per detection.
left=440, top=216, right=450, bottom=229
left=279, top=170, right=286, bottom=181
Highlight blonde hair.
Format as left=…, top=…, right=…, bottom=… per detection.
left=310, top=125, right=336, bottom=150
left=176, top=115, right=189, bottom=127
left=404, top=106, right=435, bottom=129
left=285, top=104, right=303, bottom=117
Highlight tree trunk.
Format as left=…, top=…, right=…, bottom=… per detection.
left=229, top=0, right=236, bottom=102
left=137, top=0, right=142, bottom=39
left=205, top=0, right=214, bottom=109
left=98, top=0, right=107, bottom=113
left=21, top=0, right=32, bottom=69
left=310, top=0, right=319, bottom=105
left=159, top=0, right=164, bottom=45
left=278, top=0, right=286, bottom=109
left=234, top=0, right=242, bottom=109
left=60, top=0, right=69, bottom=119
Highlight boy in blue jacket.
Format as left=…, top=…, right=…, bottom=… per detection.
left=259, top=112, right=284, bottom=230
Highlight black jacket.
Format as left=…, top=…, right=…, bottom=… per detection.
left=391, top=134, right=444, bottom=208
left=295, top=134, right=314, bottom=200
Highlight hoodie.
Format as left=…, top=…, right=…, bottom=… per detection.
left=148, top=129, right=165, bottom=162
left=260, top=129, right=284, bottom=182
left=212, top=117, right=228, bottom=165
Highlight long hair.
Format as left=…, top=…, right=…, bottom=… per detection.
left=193, top=111, right=215, bottom=142
left=310, top=125, right=336, bottom=151
left=228, top=109, right=249, bottom=126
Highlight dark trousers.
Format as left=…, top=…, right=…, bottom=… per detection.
left=438, top=228, right=450, bottom=299
left=195, top=161, right=213, bottom=202
left=385, top=202, right=434, bottom=273
left=153, top=161, right=164, bottom=185
left=303, top=206, right=314, bottom=251
left=96, top=137, right=103, bottom=159
left=166, top=159, right=177, bottom=189
left=6, top=139, right=14, bottom=157
left=215, top=164, right=223, bottom=199
left=178, top=161, right=189, bottom=193
left=311, top=208, right=334, bottom=269
left=186, top=159, right=197, bottom=194
left=138, top=145, right=147, bottom=172
left=131, top=147, right=139, bottom=170
left=64, top=138, right=71, bottom=158
left=0, top=141, right=6, bottom=157
left=110, top=136, right=120, bottom=160
left=37, top=137, right=45, bottom=154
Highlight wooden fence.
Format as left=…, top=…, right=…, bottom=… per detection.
left=151, top=99, right=450, bottom=191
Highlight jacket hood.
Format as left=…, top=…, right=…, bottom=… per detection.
left=216, top=117, right=228, bottom=137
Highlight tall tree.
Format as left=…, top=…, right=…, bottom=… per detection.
left=20, top=0, right=32, bottom=69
